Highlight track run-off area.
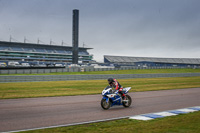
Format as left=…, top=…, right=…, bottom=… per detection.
left=0, top=88, right=200, bottom=132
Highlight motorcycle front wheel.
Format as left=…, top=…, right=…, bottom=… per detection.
left=101, top=98, right=111, bottom=110
left=122, top=95, right=132, bottom=107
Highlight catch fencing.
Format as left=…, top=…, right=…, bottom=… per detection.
left=0, top=73, right=200, bottom=83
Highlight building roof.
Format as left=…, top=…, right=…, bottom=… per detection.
left=104, top=55, right=200, bottom=64
left=0, top=41, right=93, bottom=50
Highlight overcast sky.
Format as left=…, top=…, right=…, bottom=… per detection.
left=0, top=0, right=200, bottom=62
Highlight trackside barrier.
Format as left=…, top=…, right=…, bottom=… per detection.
left=0, top=66, right=200, bottom=74
left=0, top=73, right=200, bottom=82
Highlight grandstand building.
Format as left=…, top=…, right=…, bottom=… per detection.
left=0, top=41, right=93, bottom=65
left=104, top=55, right=200, bottom=67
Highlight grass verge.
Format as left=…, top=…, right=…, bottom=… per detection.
left=1, top=76, right=200, bottom=99
left=1, top=68, right=200, bottom=75
left=22, top=110, right=200, bottom=133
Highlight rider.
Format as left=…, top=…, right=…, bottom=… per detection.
left=107, top=78, right=126, bottom=100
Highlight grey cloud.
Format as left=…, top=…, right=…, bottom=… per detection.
left=0, top=0, right=200, bottom=62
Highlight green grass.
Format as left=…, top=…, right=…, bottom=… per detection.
left=22, top=110, right=200, bottom=133
left=1, top=76, right=200, bottom=99
left=1, top=68, right=200, bottom=75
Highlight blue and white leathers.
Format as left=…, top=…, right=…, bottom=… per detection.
left=101, top=86, right=132, bottom=110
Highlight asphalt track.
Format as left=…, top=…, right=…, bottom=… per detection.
left=0, top=88, right=200, bottom=132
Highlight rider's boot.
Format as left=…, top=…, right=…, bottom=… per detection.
left=122, top=94, right=126, bottom=101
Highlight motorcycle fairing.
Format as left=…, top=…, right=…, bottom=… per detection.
left=102, top=96, right=109, bottom=103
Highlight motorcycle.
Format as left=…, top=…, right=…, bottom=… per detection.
left=101, top=86, right=132, bottom=110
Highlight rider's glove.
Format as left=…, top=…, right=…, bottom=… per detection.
left=114, top=90, right=118, bottom=94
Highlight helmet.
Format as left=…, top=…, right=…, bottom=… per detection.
left=108, top=78, right=114, bottom=84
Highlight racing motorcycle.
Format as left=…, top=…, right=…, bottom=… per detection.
left=101, top=86, right=132, bottom=110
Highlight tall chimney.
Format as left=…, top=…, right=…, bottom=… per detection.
left=72, top=9, right=79, bottom=64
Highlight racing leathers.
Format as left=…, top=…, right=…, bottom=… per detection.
left=109, top=79, right=126, bottom=98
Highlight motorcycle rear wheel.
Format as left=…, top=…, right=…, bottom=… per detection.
left=122, top=95, right=132, bottom=107
left=101, top=99, right=111, bottom=110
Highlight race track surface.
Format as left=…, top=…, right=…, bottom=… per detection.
left=0, top=88, right=200, bottom=132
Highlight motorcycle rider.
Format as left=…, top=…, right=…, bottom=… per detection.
left=107, top=78, right=126, bottom=100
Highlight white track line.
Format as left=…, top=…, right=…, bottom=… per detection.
left=5, top=106, right=200, bottom=133
left=5, top=116, right=131, bottom=133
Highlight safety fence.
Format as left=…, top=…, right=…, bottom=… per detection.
left=0, top=66, right=199, bottom=74
left=0, top=73, right=200, bottom=82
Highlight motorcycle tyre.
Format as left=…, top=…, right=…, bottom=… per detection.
left=122, top=95, right=132, bottom=108
left=101, top=98, right=111, bottom=110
